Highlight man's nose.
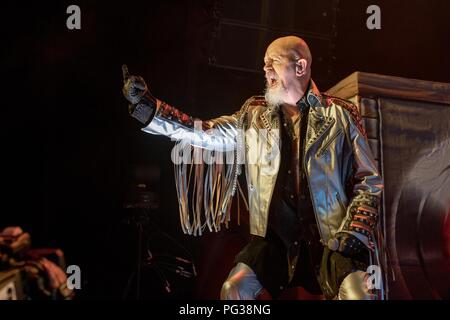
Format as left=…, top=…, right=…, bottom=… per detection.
left=263, top=63, right=273, bottom=72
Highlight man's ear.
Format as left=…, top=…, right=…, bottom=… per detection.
left=295, top=58, right=308, bottom=77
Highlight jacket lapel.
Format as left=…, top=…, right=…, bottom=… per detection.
left=304, top=80, right=335, bottom=154
left=304, top=102, right=335, bottom=155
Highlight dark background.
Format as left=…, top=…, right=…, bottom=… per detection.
left=1, top=0, right=449, bottom=299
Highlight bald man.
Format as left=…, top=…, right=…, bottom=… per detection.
left=122, top=36, right=384, bottom=300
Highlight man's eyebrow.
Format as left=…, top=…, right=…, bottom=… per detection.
left=271, top=54, right=283, bottom=60
left=264, top=55, right=280, bottom=62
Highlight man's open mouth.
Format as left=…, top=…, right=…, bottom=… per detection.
left=268, top=78, right=279, bottom=88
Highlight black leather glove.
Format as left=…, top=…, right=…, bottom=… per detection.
left=333, top=233, right=366, bottom=257
left=122, top=64, right=157, bottom=125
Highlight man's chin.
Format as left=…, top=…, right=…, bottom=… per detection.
left=265, top=90, right=285, bottom=107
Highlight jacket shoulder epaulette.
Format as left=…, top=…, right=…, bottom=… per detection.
left=246, top=95, right=266, bottom=107
left=240, top=95, right=267, bottom=114
left=322, top=93, right=366, bottom=137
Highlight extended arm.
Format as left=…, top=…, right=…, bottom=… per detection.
left=122, top=65, right=239, bottom=151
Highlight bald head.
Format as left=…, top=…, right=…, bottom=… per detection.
left=267, top=36, right=312, bottom=70
left=263, top=36, right=312, bottom=106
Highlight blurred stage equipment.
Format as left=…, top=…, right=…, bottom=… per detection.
left=0, top=227, right=73, bottom=300
left=208, top=0, right=339, bottom=85
left=327, top=72, right=450, bottom=299
left=122, top=165, right=196, bottom=299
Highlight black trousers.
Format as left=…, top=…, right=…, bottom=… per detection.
left=234, top=229, right=370, bottom=299
left=234, top=230, right=323, bottom=298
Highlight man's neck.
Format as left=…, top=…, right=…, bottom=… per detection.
left=281, top=79, right=311, bottom=118
left=284, top=78, right=310, bottom=106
